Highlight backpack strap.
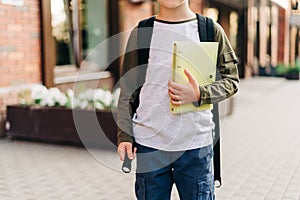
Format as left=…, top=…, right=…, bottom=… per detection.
left=129, top=16, right=155, bottom=116
left=196, top=14, right=215, bottom=42
left=213, top=110, right=222, bottom=187
left=137, top=16, right=156, bottom=66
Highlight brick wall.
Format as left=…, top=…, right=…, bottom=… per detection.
left=0, top=0, right=41, bottom=137
left=0, top=0, right=42, bottom=87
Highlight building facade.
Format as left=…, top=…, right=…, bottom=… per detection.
left=0, top=0, right=299, bottom=137
left=205, top=0, right=300, bottom=77
left=0, top=0, right=41, bottom=136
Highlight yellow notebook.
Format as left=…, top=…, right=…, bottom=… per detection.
left=171, top=41, right=219, bottom=113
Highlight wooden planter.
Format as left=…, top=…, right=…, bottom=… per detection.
left=6, top=105, right=118, bottom=148
left=286, top=72, right=300, bottom=80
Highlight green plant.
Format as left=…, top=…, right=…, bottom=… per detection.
left=287, top=58, right=300, bottom=74
left=287, top=66, right=300, bottom=74
left=276, top=63, right=288, bottom=76
left=295, top=58, right=300, bottom=70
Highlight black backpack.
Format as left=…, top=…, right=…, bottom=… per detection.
left=134, top=14, right=222, bottom=187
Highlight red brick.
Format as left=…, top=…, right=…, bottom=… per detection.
left=8, top=52, right=24, bottom=61
left=0, top=16, right=15, bottom=24
left=24, top=64, right=39, bottom=72
left=0, top=9, right=6, bottom=17
left=0, top=51, right=8, bottom=57
left=7, top=24, right=23, bottom=32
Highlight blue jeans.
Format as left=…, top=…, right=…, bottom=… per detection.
left=135, top=143, right=214, bottom=200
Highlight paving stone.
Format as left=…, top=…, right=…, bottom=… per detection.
left=283, top=190, right=300, bottom=199
left=247, top=193, right=265, bottom=200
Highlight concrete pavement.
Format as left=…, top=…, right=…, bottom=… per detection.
left=216, top=77, right=300, bottom=200
left=0, top=77, right=300, bottom=200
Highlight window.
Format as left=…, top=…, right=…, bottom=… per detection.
left=51, top=0, right=109, bottom=69
left=41, top=0, right=117, bottom=87
left=51, top=0, right=74, bottom=66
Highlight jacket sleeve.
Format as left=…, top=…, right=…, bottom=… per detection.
left=117, top=28, right=139, bottom=145
left=198, top=22, right=239, bottom=105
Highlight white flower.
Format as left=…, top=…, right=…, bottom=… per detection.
left=31, top=85, right=48, bottom=101
left=103, top=90, right=113, bottom=107
left=94, top=101, right=105, bottom=110
left=27, top=86, right=119, bottom=110
left=65, top=89, right=76, bottom=108
left=46, top=87, right=67, bottom=106
left=79, top=100, right=89, bottom=109
left=20, top=99, right=27, bottom=105
left=48, top=87, right=61, bottom=100
left=93, top=89, right=105, bottom=101
left=79, top=89, right=94, bottom=102
left=41, top=97, right=55, bottom=107
left=94, top=89, right=113, bottom=107
left=66, top=89, right=74, bottom=98
left=57, top=93, right=67, bottom=106
left=71, top=97, right=80, bottom=108
left=112, top=88, right=121, bottom=108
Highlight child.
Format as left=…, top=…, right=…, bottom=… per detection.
left=117, top=0, right=239, bottom=199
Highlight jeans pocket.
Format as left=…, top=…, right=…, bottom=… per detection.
left=135, top=176, right=146, bottom=200
left=197, top=174, right=214, bottom=200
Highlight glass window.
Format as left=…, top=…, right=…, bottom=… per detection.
left=81, top=0, right=109, bottom=61
left=50, top=0, right=109, bottom=70
left=51, top=0, right=74, bottom=66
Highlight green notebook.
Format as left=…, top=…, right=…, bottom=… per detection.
left=171, top=41, right=219, bottom=113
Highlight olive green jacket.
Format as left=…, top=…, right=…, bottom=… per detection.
left=117, top=19, right=239, bottom=145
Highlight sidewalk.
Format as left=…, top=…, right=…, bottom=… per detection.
left=216, top=77, right=300, bottom=200
left=0, top=77, right=300, bottom=200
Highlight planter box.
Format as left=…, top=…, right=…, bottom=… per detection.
left=6, top=105, right=117, bottom=148
left=286, top=73, right=300, bottom=80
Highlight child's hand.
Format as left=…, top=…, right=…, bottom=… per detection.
left=168, top=69, right=200, bottom=106
left=118, top=142, right=137, bottom=161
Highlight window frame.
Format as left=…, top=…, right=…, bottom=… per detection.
left=40, top=0, right=119, bottom=87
